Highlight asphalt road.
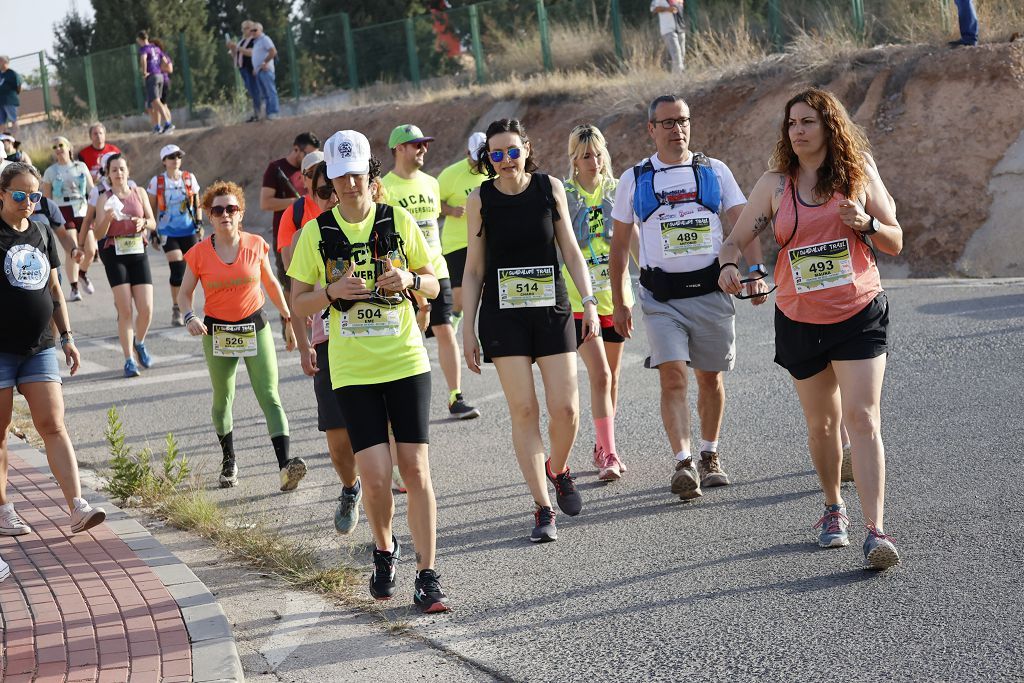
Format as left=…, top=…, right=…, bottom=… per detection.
left=54, top=246, right=1024, bottom=682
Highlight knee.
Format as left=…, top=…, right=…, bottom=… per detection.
left=659, top=365, right=688, bottom=395
left=507, top=398, right=540, bottom=424
left=32, top=412, right=65, bottom=438
left=843, top=407, right=881, bottom=438
left=397, top=457, right=430, bottom=491
left=695, top=372, right=722, bottom=395
left=590, top=365, right=612, bottom=396
left=168, top=260, right=186, bottom=287
left=360, top=469, right=392, bottom=499
left=548, top=397, right=579, bottom=426
left=806, top=413, right=841, bottom=441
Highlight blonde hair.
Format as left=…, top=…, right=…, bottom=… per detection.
left=567, top=124, right=615, bottom=190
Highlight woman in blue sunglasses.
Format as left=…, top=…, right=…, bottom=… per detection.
left=0, top=163, right=107, bottom=582
left=461, top=119, right=600, bottom=543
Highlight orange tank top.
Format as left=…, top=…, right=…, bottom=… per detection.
left=183, top=231, right=268, bottom=322
left=772, top=177, right=881, bottom=325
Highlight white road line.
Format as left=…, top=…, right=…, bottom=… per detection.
left=258, top=590, right=328, bottom=671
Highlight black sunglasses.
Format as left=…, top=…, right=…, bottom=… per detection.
left=734, top=271, right=778, bottom=300
left=165, top=153, right=184, bottom=160
left=210, top=204, right=242, bottom=217
left=314, top=184, right=336, bottom=201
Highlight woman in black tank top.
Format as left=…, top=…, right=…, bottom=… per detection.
left=461, top=119, right=600, bottom=543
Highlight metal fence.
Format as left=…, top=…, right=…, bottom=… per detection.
left=23, top=0, right=956, bottom=125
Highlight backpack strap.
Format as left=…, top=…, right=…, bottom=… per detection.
left=632, top=158, right=657, bottom=222
left=31, top=218, right=51, bottom=255
left=291, top=196, right=304, bottom=234
left=536, top=173, right=559, bottom=222
left=156, top=173, right=166, bottom=213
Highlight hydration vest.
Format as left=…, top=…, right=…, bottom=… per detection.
left=564, top=180, right=615, bottom=246
left=316, top=204, right=409, bottom=313
left=156, top=172, right=198, bottom=223
left=631, top=153, right=721, bottom=222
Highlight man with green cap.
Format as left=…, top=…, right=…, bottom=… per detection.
left=381, top=124, right=480, bottom=420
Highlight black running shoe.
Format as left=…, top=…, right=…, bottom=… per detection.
left=219, top=458, right=238, bottom=488
left=369, top=546, right=398, bottom=600
left=545, top=460, right=583, bottom=516
left=531, top=505, right=557, bottom=543
left=414, top=569, right=450, bottom=613
left=448, top=393, right=481, bottom=420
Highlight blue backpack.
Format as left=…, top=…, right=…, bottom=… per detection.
left=631, top=153, right=722, bottom=222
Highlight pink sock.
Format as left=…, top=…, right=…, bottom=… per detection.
left=594, top=416, right=617, bottom=455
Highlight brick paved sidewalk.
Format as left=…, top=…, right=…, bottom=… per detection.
left=0, top=450, right=192, bottom=683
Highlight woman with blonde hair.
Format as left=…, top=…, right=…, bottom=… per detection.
left=718, top=88, right=903, bottom=570
left=41, top=136, right=93, bottom=301
left=563, top=124, right=632, bottom=480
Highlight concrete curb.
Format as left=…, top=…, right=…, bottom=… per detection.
left=9, top=438, right=245, bottom=683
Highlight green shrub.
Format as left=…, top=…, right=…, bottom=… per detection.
left=104, top=406, right=190, bottom=505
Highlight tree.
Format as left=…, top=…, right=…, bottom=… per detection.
left=51, top=8, right=96, bottom=120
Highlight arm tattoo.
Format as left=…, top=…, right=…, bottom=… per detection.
left=773, top=175, right=785, bottom=198
left=752, top=214, right=771, bottom=237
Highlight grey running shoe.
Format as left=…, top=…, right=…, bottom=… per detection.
left=840, top=444, right=854, bottom=483
left=863, top=525, right=900, bottom=570
left=0, top=503, right=32, bottom=536
left=67, top=288, right=82, bottom=302
left=80, top=272, right=95, bottom=295
left=545, top=460, right=582, bottom=516
left=671, top=458, right=702, bottom=500
left=814, top=503, right=850, bottom=548
left=531, top=505, right=557, bottom=543
left=279, top=457, right=307, bottom=492
left=219, top=458, right=238, bottom=488
left=448, top=393, right=480, bottom=420
left=335, top=480, right=362, bottom=535
left=698, top=450, right=730, bottom=487
left=171, top=305, right=185, bottom=327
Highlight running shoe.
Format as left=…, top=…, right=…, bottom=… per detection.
left=161, top=122, right=176, bottom=134
left=0, top=555, right=9, bottom=583
left=597, top=449, right=621, bottom=481
left=863, top=525, right=900, bottom=570
left=392, top=465, right=407, bottom=494
left=133, top=341, right=153, bottom=369
left=671, top=457, right=702, bottom=500
left=124, top=358, right=141, bottom=378
left=80, top=272, right=95, bottom=295
left=545, top=460, right=582, bottom=516
left=67, top=288, right=82, bottom=302
left=814, top=503, right=850, bottom=548
left=530, top=505, right=557, bottom=543
left=369, top=542, right=400, bottom=600
left=171, top=305, right=184, bottom=327
left=335, top=479, right=362, bottom=535
left=219, top=458, right=238, bottom=488
left=69, top=498, right=106, bottom=534
left=0, top=503, right=32, bottom=536
left=448, top=393, right=480, bottom=420
left=840, top=444, right=854, bottom=483
left=266, top=114, right=279, bottom=121
left=152, top=125, right=162, bottom=134
left=698, top=450, right=730, bottom=487
left=414, top=569, right=450, bottom=613
left=592, top=444, right=602, bottom=469
left=279, top=457, right=307, bottom=492
left=245, top=115, right=260, bottom=123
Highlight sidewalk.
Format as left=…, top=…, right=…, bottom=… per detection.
left=0, top=439, right=241, bottom=683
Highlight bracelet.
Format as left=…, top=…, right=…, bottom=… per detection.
left=183, top=312, right=196, bottom=325
left=59, top=332, right=74, bottom=347
left=719, top=262, right=739, bottom=272
left=282, top=316, right=292, bottom=323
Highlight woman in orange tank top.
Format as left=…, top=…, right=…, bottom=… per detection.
left=717, top=88, right=904, bottom=571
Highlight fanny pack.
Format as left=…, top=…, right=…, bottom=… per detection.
left=639, top=259, right=721, bottom=302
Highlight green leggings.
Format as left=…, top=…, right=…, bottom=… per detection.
left=202, top=324, right=289, bottom=438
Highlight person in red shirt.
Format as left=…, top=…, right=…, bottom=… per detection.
left=77, top=123, right=121, bottom=182
left=260, top=132, right=320, bottom=291
left=718, top=87, right=904, bottom=570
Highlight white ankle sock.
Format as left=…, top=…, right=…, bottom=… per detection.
left=699, top=440, right=718, bottom=453
left=675, top=449, right=691, bottom=462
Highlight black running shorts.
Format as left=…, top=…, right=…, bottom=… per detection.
left=478, top=303, right=575, bottom=363
left=99, top=247, right=152, bottom=288
left=334, top=372, right=431, bottom=453
left=444, top=248, right=467, bottom=288
left=313, top=342, right=346, bottom=432
left=574, top=317, right=626, bottom=348
left=430, top=278, right=454, bottom=327
left=162, top=234, right=199, bottom=255
left=774, top=292, right=889, bottom=380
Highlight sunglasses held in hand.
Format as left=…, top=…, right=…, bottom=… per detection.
left=734, top=270, right=778, bottom=300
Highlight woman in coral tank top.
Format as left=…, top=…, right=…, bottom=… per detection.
left=718, top=88, right=904, bottom=570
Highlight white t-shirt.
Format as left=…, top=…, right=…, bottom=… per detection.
left=612, top=151, right=745, bottom=273
left=651, top=0, right=683, bottom=35
left=147, top=172, right=201, bottom=235
left=42, top=161, right=91, bottom=217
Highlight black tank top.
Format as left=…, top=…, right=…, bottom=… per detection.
left=479, top=173, right=568, bottom=309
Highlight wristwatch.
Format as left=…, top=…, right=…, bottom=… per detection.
left=59, top=331, right=74, bottom=347
left=581, top=295, right=599, bottom=307
left=748, top=264, right=767, bottom=277
left=864, top=217, right=880, bottom=235
left=412, top=273, right=422, bottom=291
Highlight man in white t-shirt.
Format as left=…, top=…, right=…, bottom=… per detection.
left=651, top=0, right=686, bottom=73
left=608, top=94, right=768, bottom=501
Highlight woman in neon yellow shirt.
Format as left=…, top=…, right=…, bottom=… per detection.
left=563, top=124, right=634, bottom=481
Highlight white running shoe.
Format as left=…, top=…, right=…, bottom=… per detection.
left=0, top=555, right=9, bottom=583
left=0, top=502, right=32, bottom=536
left=67, top=288, right=83, bottom=302
left=80, top=272, right=95, bottom=295
left=70, top=498, right=106, bottom=534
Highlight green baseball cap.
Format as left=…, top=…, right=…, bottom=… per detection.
left=388, top=124, right=435, bottom=149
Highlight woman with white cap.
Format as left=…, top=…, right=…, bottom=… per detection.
left=41, top=136, right=93, bottom=301
left=147, top=144, right=202, bottom=326
left=276, top=150, right=325, bottom=265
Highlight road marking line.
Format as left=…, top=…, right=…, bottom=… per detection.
left=259, top=590, right=328, bottom=671
left=63, top=356, right=302, bottom=396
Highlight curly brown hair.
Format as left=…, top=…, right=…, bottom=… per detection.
left=201, top=180, right=246, bottom=212
left=769, top=88, right=870, bottom=200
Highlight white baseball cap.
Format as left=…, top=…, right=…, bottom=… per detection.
left=0, top=134, right=14, bottom=142
left=467, top=131, right=487, bottom=161
left=99, top=151, right=119, bottom=169
left=159, top=144, right=183, bottom=160
left=324, top=130, right=370, bottom=179
left=301, top=150, right=325, bottom=173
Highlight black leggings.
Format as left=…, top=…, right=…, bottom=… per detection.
left=334, top=372, right=431, bottom=453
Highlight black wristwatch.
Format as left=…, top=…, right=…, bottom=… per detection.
left=411, top=273, right=421, bottom=291
left=864, top=217, right=880, bottom=235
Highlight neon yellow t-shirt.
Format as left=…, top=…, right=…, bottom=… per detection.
left=562, top=180, right=634, bottom=316
left=437, top=158, right=485, bottom=255
left=381, top=171, right=449, bottom=281
left=287, top=204, right=432, bottom=389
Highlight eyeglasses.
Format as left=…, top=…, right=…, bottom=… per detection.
left=652, top=117, right=691, bottom=130
left=248, top=28, right=258, bottom=33
left=314, top=184, right=336, bottom=201
left=734, top=270, right=778, bottom=300
left=165, top=153, right=183, bottom=160
left=52, top=145, right=67, bottom=151
left=209, top=204, right=242, bottom=217
left=9, top=191, right=42, bottom=204
left=488, top=147, right=522, bottom=163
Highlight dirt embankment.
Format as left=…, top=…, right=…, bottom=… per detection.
left=117, top=41, right=1024, bottom=277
